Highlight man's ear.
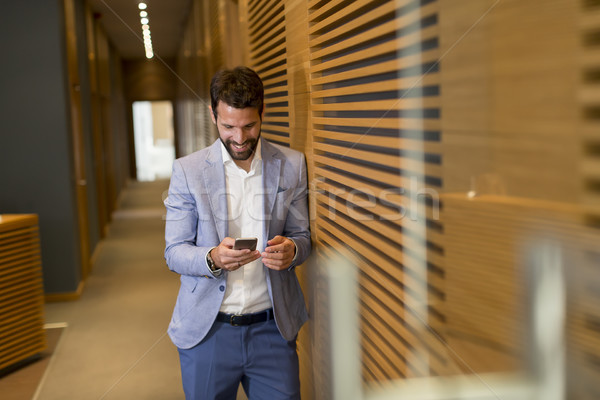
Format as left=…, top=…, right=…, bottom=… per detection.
left=260, top=105, right=265, bottom=121
left=209, top=106, right=217, bottom=124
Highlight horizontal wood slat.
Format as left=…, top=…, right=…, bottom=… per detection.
left=264, top=83, right=289, bottom=96
left=316, top=213, right=444, bottom=284
left=256, top=53, right=287, bottom=72
left=0, top=255, right=40, bottom=274
left=312, top=116, right=439, bottom=132
left=580, top=7, right=600, bottom=30
left=310, top=48, right=439, bottom=83
left=582, top=122, right=600, bottom=140
left=249, top=4, right=285, bottom=40
left=310, top=25, right=438, bottom=72
left=311, top=74, right=439, bottom=100
left=316, top=211, right=443, bottom=298
left=580, top=85, right=600, bottom=104
left=315, top=179, right=443, bottom=243
left=310, top=0, right=415, bottom=36
left=310, top=1, right=398, bottom=44
left=313, top=160, right=441, bottom=220
left=261, top=115, right=289, bottom=124
left=582, top=158, right=600, bottom=177
left=0, top=225, right=38, bottom=241
left=249, top=32, right=285, bottom=60
left=308, top=0, right=367, bottom=23
left=261, top=64, right=287, bottom=81
left=0, top=241, right=40, bottom=258
left=311, top=2, right=437, bottom=59
left=582, top=48, right=600, bottom=68
left=248, top=0, right=281, bottom=25
left=315, top=202, right=443, bottom=278
left=314, top=155, right=425, bottom=195
left=314, top=141, right=441, bottom=177
left=311, top=98, right=440, bottom=113
left=252, top=41, right=287, bottom=67
left=319, top=233, right=455, bottom=376
left=262, top=133, right=290, bottom=144
left=313, top=129, right=441, bottom=152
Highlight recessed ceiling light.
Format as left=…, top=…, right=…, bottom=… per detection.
left=137, top=3, right=153, bottom=59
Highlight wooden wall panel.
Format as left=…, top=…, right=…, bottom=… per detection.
left=440, top=0, right=580, bottom=201
left=441, top=193, right=600, bottom=398
left=574, top=1, right=600, bottom=398
left=0, top=215, right=46, bottom=370
left=441, top=195, right=573, bottom=374
left=308, top=0, right=449, bottom=384
left=582, top=0, right=600, bottom=225
left=179, top=0, right=600, bottom=398
left=245, top=0, right=291, bottom=147
left=438, top=1, right=600, bottom=398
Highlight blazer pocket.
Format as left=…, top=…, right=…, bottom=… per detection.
left=180, top=275, right=198, bottom=293
left=276, top=187, right=293, bottom=201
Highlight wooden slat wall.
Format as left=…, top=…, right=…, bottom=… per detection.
left=568, top=227, right=600, bottom=400
left=582, top=1, right=600, bottom=223
left=574, top=1, right=600, bottom=398
left=307, top=0, right=450, bottom=383
left=0, top=215, right=46, bottom=371
left=443, top=194, right=600, bottom=400
left=180, top=0, right=600, bottom=397
left=247, top=0, right=291, bottom=147
left=440, top=195, right=578, bottom=375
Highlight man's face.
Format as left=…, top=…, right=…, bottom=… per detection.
left=211, top=102, right=263, bottom=161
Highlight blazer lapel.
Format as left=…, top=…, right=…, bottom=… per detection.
left=203, top=140, right=228, bottom=241
left=262, top=139, right=281, bottom=241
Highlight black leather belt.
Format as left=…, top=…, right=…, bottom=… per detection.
left=216, top=309, right=274, bottom=326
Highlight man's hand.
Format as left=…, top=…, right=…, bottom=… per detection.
left=211, top=237, right=261, bottom=271
left=261, top=235, right=296, bottom=271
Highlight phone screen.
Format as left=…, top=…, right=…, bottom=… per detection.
left=234, top=237, right=258, bottom=251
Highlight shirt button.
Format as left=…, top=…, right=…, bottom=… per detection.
left=219, top=285, right=225, bottom=292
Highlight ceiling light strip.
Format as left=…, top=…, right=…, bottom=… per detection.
left=138, top=2, right=153, bottom=58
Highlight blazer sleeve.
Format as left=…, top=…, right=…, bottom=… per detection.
left=284, top=152, right=311, bottom=269
left=163, top=159, right=217, bottom=278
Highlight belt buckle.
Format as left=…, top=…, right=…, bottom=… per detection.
left=230, top=314, right=243, bottom=326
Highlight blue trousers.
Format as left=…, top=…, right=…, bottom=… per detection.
left=177, top=318, right=300, bottom=400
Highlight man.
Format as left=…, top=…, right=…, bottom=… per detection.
left=164, top=66, right=311, bottom=400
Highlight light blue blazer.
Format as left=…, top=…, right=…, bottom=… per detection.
left=164, top=138, right=311, bottom=349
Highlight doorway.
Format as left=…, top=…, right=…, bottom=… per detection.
left=132, top=100, right=175, bottom=181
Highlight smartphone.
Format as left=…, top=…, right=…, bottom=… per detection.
left=234, top=237, right=258, bottom=251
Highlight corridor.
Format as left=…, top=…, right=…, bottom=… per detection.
left=2, top=1, right=600, bottom=398
left=37, top=180, right=183, bottom=399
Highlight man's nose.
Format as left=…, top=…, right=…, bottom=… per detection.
left=231, top=128, right=245, bottom=143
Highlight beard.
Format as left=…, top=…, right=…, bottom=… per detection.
left=220, top=132, right=261, bottom=161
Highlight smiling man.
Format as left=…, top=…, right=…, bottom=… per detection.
left=164, top=66, right=311, bottom=400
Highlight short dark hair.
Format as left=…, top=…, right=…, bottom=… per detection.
left=210, top=66, right=264, bottom=120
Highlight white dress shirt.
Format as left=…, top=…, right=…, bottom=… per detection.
left=219, top=140, right=273, bottom=314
